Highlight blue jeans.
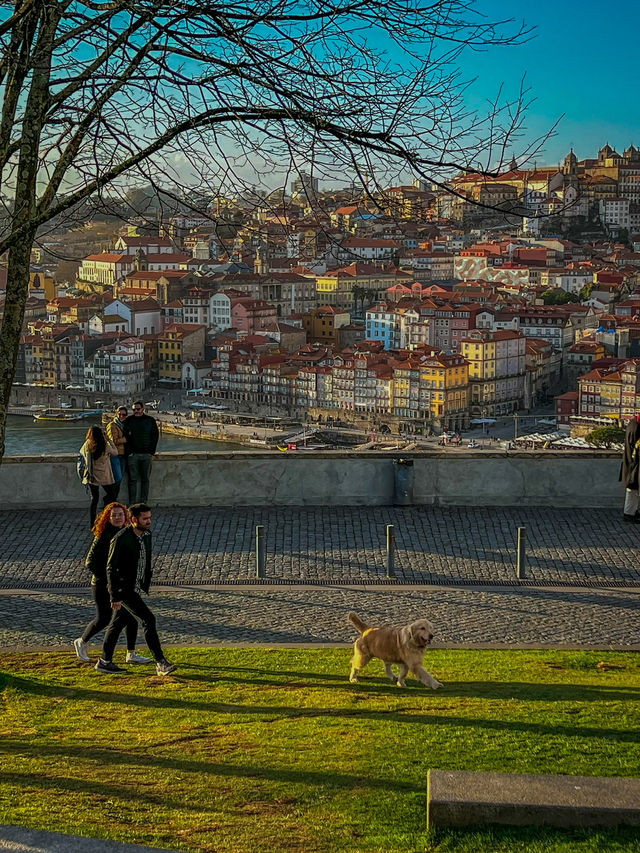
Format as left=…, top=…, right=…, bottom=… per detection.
left=111, top=455, right=126, bottom=484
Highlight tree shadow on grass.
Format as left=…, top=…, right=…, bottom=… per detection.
left=181, top=664, right=640, bottom=703
left=3, top=675, right=640, bottom=742
left=0, top=741, right=423, bottom=794
left=0, top=769, right=204, bottom=814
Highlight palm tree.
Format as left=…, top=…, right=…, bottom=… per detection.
left=352, top=285, right=365, bottom=317
left=364, top=288, right=377, bottom=308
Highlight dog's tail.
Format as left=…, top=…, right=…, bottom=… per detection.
left=348, top=612, right=369, bottom=634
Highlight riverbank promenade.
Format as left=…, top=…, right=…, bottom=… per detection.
left=1, top=505, right=638, bottom=651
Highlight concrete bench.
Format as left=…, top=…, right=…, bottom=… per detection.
left=427, top=770, right=640, bottom=829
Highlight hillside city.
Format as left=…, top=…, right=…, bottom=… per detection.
left=4, top=142, right=640, bottom=437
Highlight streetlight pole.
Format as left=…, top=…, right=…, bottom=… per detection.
left=514, top=412, right=519, bottom=440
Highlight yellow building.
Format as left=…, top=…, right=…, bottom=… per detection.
left=157, top=323, right=206, bottom=384
left=316, top=263, right=411, bottom=311
left=393, top=349, right=469, bottom=431
left=461, top=333, right=497, bottom=412
left=29, top=271, right=57, bottom=301
left=302, top=305, right=350, bottom=344
left=461, top=332, right=495, bottom=416
left=421, top=352, right=469, bottom=428
left=461, top=329, right=526, bottom=416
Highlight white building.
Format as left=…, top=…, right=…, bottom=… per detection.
left=78, top=251, right=191, bottom=287
left=104, top=297, right=161, bottom=336
left=338, top=237, right=400, bottom=262
left=92, top=338, right=145, bottom=394
left=599, top=197, right=630, bottom=230
left=209, top=292, right=233, bottom=331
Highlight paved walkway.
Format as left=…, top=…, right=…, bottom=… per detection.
left=2, top=584, right=639, bottom=650
left=0, top=825, right=176, bottom=852
left=2, top=506, right=640, bottom=587
left=0, top=507, right=639, bottom=651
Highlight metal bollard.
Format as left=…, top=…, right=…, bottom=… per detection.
left=516, top=526, right=526, bottom=579
left=386, top=524, right=395, bottom=578
left=256, top=525, right=265, bottom=579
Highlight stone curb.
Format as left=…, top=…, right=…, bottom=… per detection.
left=426, top=771, right=640, bottom=829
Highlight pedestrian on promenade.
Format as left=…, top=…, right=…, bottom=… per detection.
left=106, top=405, right=128, bottom=500
left=124, top=401, right=159, bottom=503
left=79, top=426, right=119, bottom=526
left=95, top=503, right=176, bottom=676
left=73, top=502, right=151, bottom=666
left=620, top=414, right=640, bottom=522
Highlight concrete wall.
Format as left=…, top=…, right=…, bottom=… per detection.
left=0, top=451, right=623, bottom=508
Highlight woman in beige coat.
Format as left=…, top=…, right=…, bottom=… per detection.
left=106, top=405, right=128, bottom=499
left=79, top=426, right=118, bottom=527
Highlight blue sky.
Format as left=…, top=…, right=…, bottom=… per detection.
left=461, top=0, right=640, bottom=166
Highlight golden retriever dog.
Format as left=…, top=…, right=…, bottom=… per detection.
left=348, top=612, right=443, bottom=689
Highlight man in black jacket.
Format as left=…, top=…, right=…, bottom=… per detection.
left=96, top=503, right=176, bottom=675
left=621, top=414, right=640, bottom=521
left=124, top=402, right=159, bottom=503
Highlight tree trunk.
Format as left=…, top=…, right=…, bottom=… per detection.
left=0, top=233, right=35, bottom=461
left=0, top=4, right=57, bottom=464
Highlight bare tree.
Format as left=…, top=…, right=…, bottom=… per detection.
left=0, top=0, right=545, bottom=461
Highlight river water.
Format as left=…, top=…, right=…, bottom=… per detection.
left=4, top=415, right=245, bottom=455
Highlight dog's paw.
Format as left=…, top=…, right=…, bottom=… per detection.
left=396, top=680, right=406, bottom=688
left=431, top=680, right=444, bottom=690
left=349, top=676, right=359, bottom=684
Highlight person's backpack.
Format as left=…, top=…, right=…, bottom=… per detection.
left=76, top=452, right=86, bottom=482
left=77, top=449, right=93, bottom=484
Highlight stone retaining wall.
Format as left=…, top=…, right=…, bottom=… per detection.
left=0, top=451, right=622, bottom=508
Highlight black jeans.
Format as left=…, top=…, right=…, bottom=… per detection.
left=81, top=582, right=138, bottom=648
left=102, top=591, right=164, bottom=662
left=89, top=483, right=119, bottom=526
left=127, top=453, right=153, bottom=503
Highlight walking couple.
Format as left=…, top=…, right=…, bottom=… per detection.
left=74, top=501, right=176, bottom=676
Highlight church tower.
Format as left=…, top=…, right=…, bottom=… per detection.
left=133, top=248, right=148, bottom=272
left=563, top=149, right=578, bottom=177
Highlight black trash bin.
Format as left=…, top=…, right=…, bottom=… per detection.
left=393, top=458, right=414, bottom=505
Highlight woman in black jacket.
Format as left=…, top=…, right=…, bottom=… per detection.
left=73, top=502, right=150, bottom=665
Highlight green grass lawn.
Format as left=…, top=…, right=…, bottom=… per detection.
left=1, top=648, right=640, bottom=853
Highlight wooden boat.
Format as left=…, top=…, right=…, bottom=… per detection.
left=33, top=409, right=84, bottom=422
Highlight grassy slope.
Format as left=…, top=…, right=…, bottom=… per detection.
left=1, top=648, right=639, bottom=853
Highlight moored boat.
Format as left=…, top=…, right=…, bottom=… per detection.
left=34, top=409, right=84, bottom=422
left=33, top=408, right=102, bottom=422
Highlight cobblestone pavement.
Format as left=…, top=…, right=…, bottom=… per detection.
left=1, top=585, right=639, bottom=650
left=1, top=506, right=640, bottom=588
left=1, top=506, right=639, bottom=651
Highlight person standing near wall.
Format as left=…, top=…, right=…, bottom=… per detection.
left=620, top=414, right=640, bottom=522
left=96, top=503, right=176, bottom=676
left=124, top=402, right=159, bottom=503
left=107, top=406, right=128, bottom=500
left=79, top=426, right=119, bottom=527
left=73, top=502, right=151, bottom=665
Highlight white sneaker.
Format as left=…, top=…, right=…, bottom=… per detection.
left=126, top=651, right=152, bottom=664
left=74, top=637, right=90, bottom=663
left=156, top=659, right=177, bottom=676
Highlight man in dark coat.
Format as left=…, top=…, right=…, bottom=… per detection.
left=124, top=402, right=159, bottom=504
left=95, top=503, right=177, bottom=675
left=620, top=414, right=640, bottom=521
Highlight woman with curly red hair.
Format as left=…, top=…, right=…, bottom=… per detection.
left=73, top=502, right=151, bottom=666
